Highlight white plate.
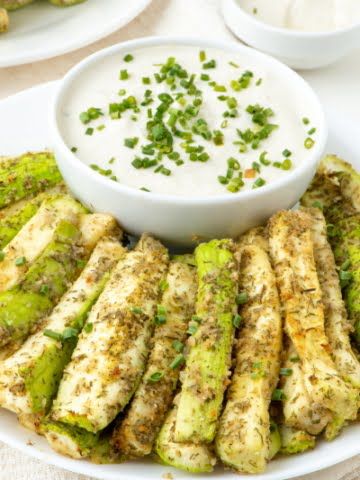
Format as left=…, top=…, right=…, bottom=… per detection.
left=0, top=0, right=151, bottom=67
left=0, top=81, right=359, bottom=480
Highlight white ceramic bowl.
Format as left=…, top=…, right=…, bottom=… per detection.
left=222, top=0, right=360, bottom=70
left=52, top=36, right=327, bottom=247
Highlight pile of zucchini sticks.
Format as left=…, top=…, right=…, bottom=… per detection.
left=0, top=0, right=86, bottom=33
left=0, top=151, right=359, bottom=474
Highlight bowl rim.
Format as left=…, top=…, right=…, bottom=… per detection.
left=223, top=0, right=360, bottom=39
left=52, top=35, right=328, bottom=206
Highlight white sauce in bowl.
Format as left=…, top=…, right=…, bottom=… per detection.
left=239, top=0, right=360, bottom=33
left=59, top=45, right=318, bottom=197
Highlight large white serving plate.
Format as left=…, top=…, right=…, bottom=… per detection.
left=0, top=0, right=151, bottom=67
left=0, top=82, right=359, bottom=480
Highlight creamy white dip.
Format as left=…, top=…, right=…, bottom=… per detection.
left=239, top=0, right=360, bottom=32
left=60, top=45, right=318, bottom=197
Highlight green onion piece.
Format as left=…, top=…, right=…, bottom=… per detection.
left=124, top=54, right=134, bottom=62
left=304, top=137, right=315, bottom=149
left=40, top=284, right=49, bottom=295
left=290, top=355, right=300, bottom=363
left=187, top=324, right=198, bottom=335
left=236, top=292, right=248, bottom=305
left=252, top=177, right=266, bottom=188
left=85, top=127, right=94, bottom=136
left=0, top=251, right=5, bottom=261
left=199, top=50, right=206, bottom=62
left=280, top=368, right=293, bottom=376
left=200, top=73, right=210, bottom=81
left=302, top=117, right=310, bottom=125
left=140, top=187, right=150, bottom=192
left=119, top=69, right=129, bottom=80
left=272, top=388, right=286, bottom=401
left=170, top=354, right=185, bottom=370
left=71, top=147, right=77, bottom=153
left=281, top=159, right=292, bottom=170
left=84, top=323, right=93, bottom=334
left=15, top=256, right=26, bottom=266
left=312, top=200, right=323, bottom=210
left=282, top=149, right=292, bottom=157
left=149, top=372, right=164, bottom=382
left=124, top=137, right=139, bottom=149
left=172, top=340, right=184, bottom=353
left=218, top=175, right=229, bottom=185
left=341, top=259, right=351, bottom=271
left=62, top=327, right=78, bottom=340
left=159, top=279, right=169, bottom=291
left=308, top=127, right=316, bottom=135
left=203, top=59, right=216, bottom=69
left=118, top=89, right=126, bottom=96
left=131, top=307, right=143, bottom=314
left=44, top=329, right=63, bottom=342
left=229, top=61, right=239, bottom=68
left=232, top=313, right=242, bottom=328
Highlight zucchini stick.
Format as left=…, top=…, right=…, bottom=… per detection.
left=0, top=152, right=61, bottom=207
left=0, top=8, right=8, bottom=32
left=306, top=207, right=360, bottom=388
left=0, top=186, right=65, bottom=250
left=155, top=400, right=216, bottom=474
left=113, top=256, right=197, bottom=457
left=268, top=211, right=358, bottom=436
left=50, top=234, right=169, bottom=435
left=281, top=342, right=331, bottom=435
left=279, top=425, right=316, bottom=455
left=174, top=239, right=238, bottom=444
left=0, top=237, right=125, bottom=430
left=0, top=195, right=85, bottom=293
left=216, top=243, right=282, bottom=473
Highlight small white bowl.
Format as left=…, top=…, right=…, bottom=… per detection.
left=222, top=0, right=360, bottom=70
left=51, top=36, right=327, bottom=247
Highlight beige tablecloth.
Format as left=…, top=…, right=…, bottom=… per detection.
left=0, top=0, right=359, bottom=478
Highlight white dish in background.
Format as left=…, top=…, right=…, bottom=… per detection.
left=52, top=36, right=327, bottom=247
left=0, top=0, right=151, bottom=67
left=0, top=80, right=358, bottom=480
left=222, top=0, right=360, bottom=69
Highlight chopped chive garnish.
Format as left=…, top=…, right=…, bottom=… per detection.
left=199, top=50, right=206, bottom=62
left=236, top=292, right=248, bottom=305
left=172, top=340, right=184, bottom=353
left=149, top=372, right=164, bottom=382
left=15, top=256, right=26, bottom=266
left=124, top=137, right=139, bottom=149
left=259, top=151, right=270, bottom=165
left=142, top=77, right=151, bottom=85
left=252, top=177, right=266, bottom=188
left=308, top=127, right=316, bottom=135
left=79, top=107, right=103, bottom=124
left=97, top=124, right=105, bottom=131
left=280, top=368, right=293, bottom=376
left=40, top=284, right=49, bottom=295
left=62, top=327, right=78, bottom=340
left=229, top=61, right=239, bottom=68
left=0, top=251, right=5, bottom=261
left=44, top=329, right=63, bottom=342
left=272, top=388, right=286, bottom=401
left=123, top=53, right=134, bottom=62
left=281, top=159, right=292, bottom=170
left=282, top=149, right=292, bottom=157
left=140, top=187, right=150, bottom=192
left=170, top=354, right=185, bottom=370
left=302, top=117, right=310, bottom=125
left=131, top=307, right=143, bottom=314
left=84, top=323, right=93, bottom=333
left=256, top=78, right=262, bottom=86
left=119, top=69, right=129, bottom=80
left=203, top=59, right=216, bottom=69
left=192, top=315, right=202, bottom=323
left=312, top=200, right=323, bottom=210
left=200, top=73, right=210, bottom=81
left=304, top=137, right=315, bottom=149
left=85, top=127, right=94, bottom=136
left=187, top=324, right=198, bottom=335
left=71, top=147, right=78, bottom=153
left=118, top=89, right=126, bottom=96
left=155, top=314, right=166, bottom=325
left=159, top=279, right=169, bottom=291
left=341, top=259, right=351, bottom=271
left=290, top=355, right=300, bottom=363
left=218, top=175, right=229, bottom=185
left=232, top=313, right=242, bottom=328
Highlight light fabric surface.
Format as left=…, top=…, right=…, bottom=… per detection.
left=0, top=0, right=359, bottom=479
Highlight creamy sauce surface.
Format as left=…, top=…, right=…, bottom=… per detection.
left=60, top=45, right=318, bottom=197
left=239, top=0, right=360, bottom=32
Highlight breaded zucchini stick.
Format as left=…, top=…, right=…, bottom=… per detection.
left=0, top=195, right=85, bottom=293
left=0, top=0, right=34, bottom=10
left=281, top=342, right=331, bottom=435
left=216, top=242, right=282, bottom=473
left=0, top=8, right=8, bottom=32
left=279, top=425, right=315, bottom=455
left=174, top=239, right=238, bottom=444
left=0, top=186, right=65, bottom=250
left=0, top=236, right=124, bottom=430
left=306, top=206, right=360, bottom=388
left=268, top=210, right=358, bottom=437
left=0, top=152, right=61, bottom=208
left=49, top=234, right=169, bottom=436
left=155, top=400, right=216, bottom=473
left=112, top=256, right=197, bottom=457
left=48, top=0, right=86, bottom=5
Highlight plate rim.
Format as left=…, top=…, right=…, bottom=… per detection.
left=0, top=0, right=152, bottom=68
left=0, top=81, right=359, bottom=480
